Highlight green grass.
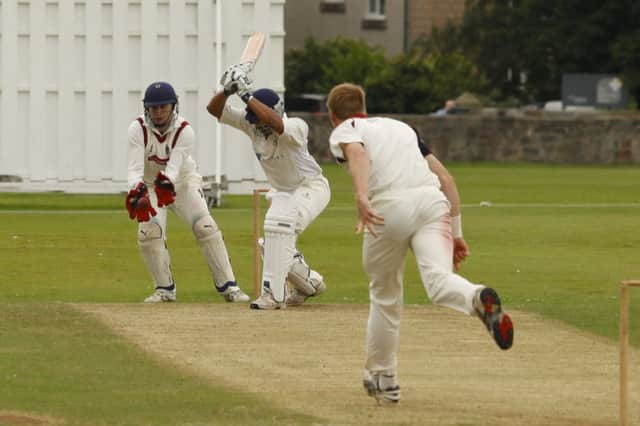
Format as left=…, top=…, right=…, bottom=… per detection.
left=1, top=303, right=315, bottom=426
left=2, top=162, right=640, bottom=424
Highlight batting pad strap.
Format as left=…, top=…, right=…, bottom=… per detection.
left=451, top=215, right=463, bottom=239
left=137, top=222, right=174, bottom=287
left=288, top=254, right=321, bottom=296
left=193, top=215, right=235, bottom=286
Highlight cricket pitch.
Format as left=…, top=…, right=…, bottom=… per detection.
left=79, top=303, right=638, bottom=426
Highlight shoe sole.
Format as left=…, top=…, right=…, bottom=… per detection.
left=286, top=280, right=326, bottom=307
left=285, top=298, right=305, bottom=307
left=250, top=302, right=284, bottom=310
left=363, top=380, right=400, bottom=405
left=479, top=288, right=514, bottom=350
left=144, top=295, right=176, bottom=303
left=225, top=295, right=250, bottom=303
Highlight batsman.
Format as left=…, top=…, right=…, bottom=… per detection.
left=206, top=62, right=330, bottom=310
left=126, top=81, right=250, bottom=303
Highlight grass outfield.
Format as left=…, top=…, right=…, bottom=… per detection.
left=1, top=162, right=639, bottom=424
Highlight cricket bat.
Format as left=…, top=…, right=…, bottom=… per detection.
left=240, top=32, right=266, bottom=69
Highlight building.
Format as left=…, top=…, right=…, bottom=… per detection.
left=408, top=0, right=466, bottom=44
left=284, top=0, right=467, bottom=56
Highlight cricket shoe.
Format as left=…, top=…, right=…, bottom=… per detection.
left=473, top=287, right=514, bottom=350
left=144, top=287, right=176, bottom=303
left=363, top=371, right=401, bottom=405
left=286, top=271, right=326, bottom=307
left=216, top=281, right=250, bottom=303
left=250, top=287, right=285, bottom=310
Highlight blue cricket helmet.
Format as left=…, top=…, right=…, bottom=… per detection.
left=245, top=88, right=284, bottom=124
left=143, top=82, right=178, bottom=107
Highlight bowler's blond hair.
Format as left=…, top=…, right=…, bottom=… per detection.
left=327, top=83, right=367, bottom=120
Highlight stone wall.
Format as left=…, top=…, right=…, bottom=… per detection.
left=294, top=110, right=640, bottom=164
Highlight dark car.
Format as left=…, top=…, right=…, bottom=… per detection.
left=285, top=93, right=328, bottom=115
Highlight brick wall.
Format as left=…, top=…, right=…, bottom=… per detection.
left=409, top=0, right=467, bottom=42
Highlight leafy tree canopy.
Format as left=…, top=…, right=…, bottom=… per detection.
left=285, top=37, right=484, bottom=113
left=449, top=0, right=640, bottom=104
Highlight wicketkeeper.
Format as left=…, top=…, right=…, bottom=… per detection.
left=206, top=64, right=330, bottom=310
left=126, top=81, right=250, bottom=303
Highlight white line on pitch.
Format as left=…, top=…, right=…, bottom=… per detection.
left=1, top=203, right=639, bottom=214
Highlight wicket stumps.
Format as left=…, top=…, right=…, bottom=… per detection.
left=620, top=280, right=640, bottom=426
left=252, top=188, right=269, bottom=298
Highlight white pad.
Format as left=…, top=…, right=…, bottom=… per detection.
left=259, top=238, right=323, bottom=297
left=288, top=253, right=324, bottom=296
left=193, top=215, right=235, bottom=286
left=137, top=222, right=173, bottom=287
left=262, top=193, right=298, bottom=303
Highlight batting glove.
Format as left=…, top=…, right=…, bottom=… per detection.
left=221, top=70, right=242, bottom=95
left=220, top=62, right=254, bottom=95
left=154, top=172, right=176, bottom=207
left=125, top=182, right=157, bottom=222
left=235, top=75, right=254, bottom=103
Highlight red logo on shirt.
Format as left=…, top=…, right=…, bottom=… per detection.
left=148, top=155, right=169, bottom=165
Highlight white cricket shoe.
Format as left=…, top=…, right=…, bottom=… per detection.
left=286, top=270, right=326, bottom=307
left=363, top=371, right=400, bottom=405
left=144, top=288, right=176, bottom=303
left=216, top=281, right=250, bottom=303
left=250, top=288, right=285, bottom=310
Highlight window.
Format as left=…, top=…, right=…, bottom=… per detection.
left=368, top=0, right=385, bottom=17
left=362, top=0, right=386, bottom=29
left=320, top=0, right=346, bottom=13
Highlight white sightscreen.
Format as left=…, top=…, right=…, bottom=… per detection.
left=0, top=0, right=285, bottom=193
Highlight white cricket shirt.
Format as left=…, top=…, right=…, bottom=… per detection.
left=127, top=115, right=200, bottom=189
left=220, top=105, right=323, bottom=192
left=329, top=116, right=442, bottom=198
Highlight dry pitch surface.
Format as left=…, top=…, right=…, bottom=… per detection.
left=78, top=303, right=639, bottom=426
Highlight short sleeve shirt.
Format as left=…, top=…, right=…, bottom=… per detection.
left=220, top=104, right=323, bottom=191
left=329, top=116, right=441, bottom=198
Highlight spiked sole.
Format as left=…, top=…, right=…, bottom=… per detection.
left=249, top=302, right=284, bottom=310
left=478, top=288, right=514, bottom=350
left=363, top=379, right=400, bottom=405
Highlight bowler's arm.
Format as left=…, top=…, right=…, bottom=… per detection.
left=341, top=142, right=383, bottom=236
left=425, top=153, right=469, bottom=269
left=425, top=154, right=461, bottom=217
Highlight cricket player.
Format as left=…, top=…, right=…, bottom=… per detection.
left=206, top=65, right=330, bottom=310
left=326, top=83, right=513, bottom=404
left=126, top=81, right=250, bottom=303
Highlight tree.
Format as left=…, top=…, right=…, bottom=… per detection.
left=366, top=49, right=486, bottom=114
left=451, top=0, right=640, bottom=104
left=612, top=31, right=640, bottom=106
left=284, top=37, right=387, bottom=98
left=285, top=37, right=485, bottom=113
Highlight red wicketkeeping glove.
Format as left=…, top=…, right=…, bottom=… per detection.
left=125, top=182, right=157, bottom=222
left=154, top=171, right=176, bottom=207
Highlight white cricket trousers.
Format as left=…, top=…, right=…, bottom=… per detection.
left=143, top=176, right=211, bottom=235
left=265, top=175, right=331, bottom=235
left=363, top=187, right=483, bottom=374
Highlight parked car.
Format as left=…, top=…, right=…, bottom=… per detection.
left=285, top=93, right=328, bottom=115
